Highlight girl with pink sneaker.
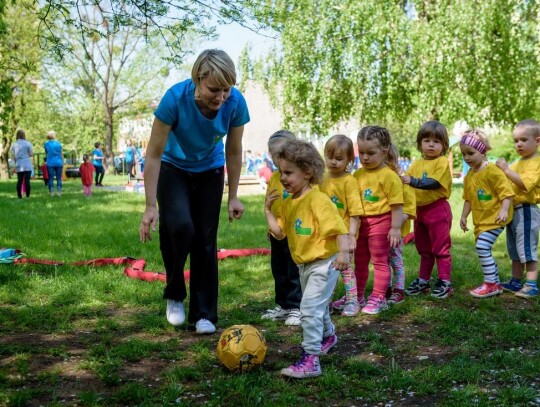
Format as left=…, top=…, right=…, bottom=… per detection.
left=459, top=129, right=514, bottom=298
left=353, top=126, right=404, bottom=315
left=320, top=135, right=363, bottom=317
left=265, top=139, right=349, bottom=379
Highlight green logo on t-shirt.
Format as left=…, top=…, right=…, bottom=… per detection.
left=364, top=188, right=380, bottom=203
left=213, top=134, right=225, bottom=144
left=295, top=218, right=312, bottom=235
left=331, top=195, right=344, bottom=209
left=477, top=188, right=492, bottom=201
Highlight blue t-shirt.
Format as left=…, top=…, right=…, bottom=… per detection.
left=125, top=146, right=135, bottom=164
left=154, top=79, right=250, bottom=172
left=93, top=148, right=103, bottom=167
left=44, top=140, right=63, bottom=167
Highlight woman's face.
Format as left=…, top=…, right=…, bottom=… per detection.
left=196, top=77, right=231, bottom=111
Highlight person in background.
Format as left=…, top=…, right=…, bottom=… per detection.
left=11, top=129, right=34, bottom=199
left=139, top=49, right=250, bottom=335
left=125, top=139, right=137, bottom=179
left=93, top=142, right=105, bottom=187
left=79, top=154, right=96, bottom=197
left=44, top=130, right=64, bottom=197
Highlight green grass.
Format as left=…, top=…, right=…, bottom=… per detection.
left=0, top=176, right=539, bottom=406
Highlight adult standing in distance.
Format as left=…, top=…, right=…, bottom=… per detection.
left=139, top=49, right=250, bottom=335
left=44, top=130, right=64, bottom=197
left=93, top=142, right=105, bottom=186
left=11, top=129, right=34, bottom=199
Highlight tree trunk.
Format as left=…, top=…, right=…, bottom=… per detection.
left=0, top=135, right=12, bottom=180
left=104, top=107, right=114, bottom=169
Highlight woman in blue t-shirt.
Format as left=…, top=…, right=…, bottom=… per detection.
left=139, top=49, right=250, bottom=335
left=93, top=141, right=105, bottom=186
left=44, top=130, right=64, bottom=197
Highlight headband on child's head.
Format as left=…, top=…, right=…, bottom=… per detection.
left=460, top=131, right=487, bottom=154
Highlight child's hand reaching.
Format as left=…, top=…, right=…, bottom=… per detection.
left=460, top=217, right=469, bottom=232
left=495, top=208, right=509, bottom=223
left=265, top=189, right=279, bottom=211
left=334, top=251, right=350, bottom=271
left=388, top=227, right=401, bottom=248
left=400, top=175, right=411, bottom=185
left=495, top=157, right=509, bottom=173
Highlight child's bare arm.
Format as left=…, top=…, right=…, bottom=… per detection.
left=334, top=234, right=351, bottom=271
left=496, top=158, right=527, bottom=190
left=264, top=189, right=284, bottom=239
left=348, top=216, right=360, bottom=252
left=495, top=197, right=512, bottom=223
left=388, top=204, right=403, bottom=248
left=460, top=201, right=471, bottom=232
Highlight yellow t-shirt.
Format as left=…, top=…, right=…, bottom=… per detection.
left=407, top=156, right=452, bottom=206
left=462, top=163, right=515, bottom=239
left=353, top=166, right=403, bottom=216
left=509, top=156, right=540, bottom=205
left=277, top=188, right=348, bottom=264
left=267, top=171, right=291, bottom=218
left=401, top=185, right=416, bottom=237
left=319, top=173, right=363, bottom=229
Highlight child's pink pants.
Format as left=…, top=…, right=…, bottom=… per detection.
left=415, top=199, right=452, bottom=281
left=354, top=213, right=392, bottom=299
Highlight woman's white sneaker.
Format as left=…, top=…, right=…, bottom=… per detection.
left=166, top=300, right=185, bottom=326
left=195, top=319, right=216, bottom=334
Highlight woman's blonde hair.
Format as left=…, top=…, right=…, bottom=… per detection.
left=276, top=139, right=326, bottom=185
left=191, top=49, right=236, bottom=88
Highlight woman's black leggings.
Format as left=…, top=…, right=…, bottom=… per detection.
left=157, top=162, right=225, bottom=324
left=16, top=171, right=31, bottom=198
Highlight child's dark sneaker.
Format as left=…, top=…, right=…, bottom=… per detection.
left=515, top=284, right=539, bottom=299
left=469, top=282, right=503, bottom=298
left=281, top=351, right=322, bottom=378
left=385, top=286, right=393, bottom=299
left=405, top=278, right=430, bottom=296
left=431, top=279, right=453, bottom=298
left=500, top=278, right=523, bottom=293
left=387, top=291, right=405, bottom=305
left=320, top=334, right=338, bottom=355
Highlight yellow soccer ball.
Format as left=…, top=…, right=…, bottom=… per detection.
left=216, top=325, right=267, bottom=372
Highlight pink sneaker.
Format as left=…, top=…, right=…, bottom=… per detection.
left=320, top=334, right=338, bottom=355
left=469, top=282, right=503, bottom=298
left=341, top=301, right=359, bottom=316
left=361, top=295, right=389, bottom=315
left=331, top=296, right=347, bottom=311
left=281, top=352, right=322, bottom=378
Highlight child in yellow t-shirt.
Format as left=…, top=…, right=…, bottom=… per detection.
left=460, top=129, right=514, bottom=298
left=320, top=135, right=363, bottom=316
left=402, top=121, right=453, bottom=299
left=260, top=130, right=303, bottom=326
left=265, top=139, right=349, bottom=379
left=385, top=145, right=416, bottom=305
left=353, top=126, right=404, bottom=315
left=496, top=119, right=540, bottom=298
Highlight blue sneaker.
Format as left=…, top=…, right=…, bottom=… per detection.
left=501, top=278, right=523, bottom=293
left=515, top=285, right=539, bottom=299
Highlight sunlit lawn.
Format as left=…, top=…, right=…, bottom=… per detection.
left=0, top=175, right=539, bottom=407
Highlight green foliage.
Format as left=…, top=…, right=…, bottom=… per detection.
left=252, top=0, right=540, bottom=135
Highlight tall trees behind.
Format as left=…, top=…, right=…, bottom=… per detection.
left=0, top=0, right=42, bottom=179
left=41, top=4, right=176, bottom=167
left=248, top=0, right=540, bottom=142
